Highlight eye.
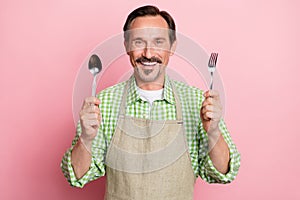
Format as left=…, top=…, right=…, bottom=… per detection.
left=155, top=39, right=165, bottom=46
left=133, top=39, right=145, bottom=47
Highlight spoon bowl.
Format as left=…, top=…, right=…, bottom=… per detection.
left=88, top=54, right=102, bottom=96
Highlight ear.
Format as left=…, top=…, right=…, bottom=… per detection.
left=124, top=41, right=130, bottom=55
left=169, top=40, right=177, bottom=56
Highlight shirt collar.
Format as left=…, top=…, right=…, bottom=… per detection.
left=126, top=75, right=176, bottom=106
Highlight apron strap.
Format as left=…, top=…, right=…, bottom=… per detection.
left=118, top=79, right=131, bottom=117
left=170, top=80, right=183, bottom=121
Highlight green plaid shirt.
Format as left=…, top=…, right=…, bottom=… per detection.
left=61, top=75, right=240, bottom=188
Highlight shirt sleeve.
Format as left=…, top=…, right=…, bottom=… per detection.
left=60, top=121, right=107, bottom=188
left=198, top=119, right=241, bottom=183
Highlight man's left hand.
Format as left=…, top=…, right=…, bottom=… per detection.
left=200, top=90, right=223, bottom=134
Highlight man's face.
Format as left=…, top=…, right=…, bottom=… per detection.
left=125, top=16, right=176, bottom=84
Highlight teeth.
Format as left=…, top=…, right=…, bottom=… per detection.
left=141, top=61, right=157, bottom=66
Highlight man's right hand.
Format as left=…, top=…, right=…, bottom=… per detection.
left=79, top=97, right=101, bottom=150
left=71, top=97, right=100, bottom=178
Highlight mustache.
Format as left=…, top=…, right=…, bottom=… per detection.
left=136, top=56, right=162, bottom=64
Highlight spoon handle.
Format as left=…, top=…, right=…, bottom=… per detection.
left=92, top=76, right=97, bottom=96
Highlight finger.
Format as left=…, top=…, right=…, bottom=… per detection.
left=202, top=98, right=214, bottom=107
left=203, top=104, right=223, bottom=117
left=82, top=119, right=100, bottom=128
left=83, top=113, right=100, bottom=120
left=203, top=90, right=210, bottom=98
left=82, top=102, right=101, bottom=111
left=82, top=97, right=100, bottom=108
left=80, top=113, right=100, bottom=121
left=205, top=110, right=223, bottom=122
left=202, top=96, right=223, bottom=109
left=201, top=105, right=214, bottom=114
left=201, top=110, right=211, bottom=120
left=204, top=90, right=220, bottom=99
left=82, top=105, right=100, bottom=114
left=204, top=111, right=213, bottom=120
left=203, top=101, right=223, bottom=110
left=201, top=106, right=209, bottom=120
left=79, top=108, right=100, bottom=119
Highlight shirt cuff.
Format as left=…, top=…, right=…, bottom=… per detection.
left=61, top=147, right=105, bottom=188
left=201, top=144, right=241, bottom=183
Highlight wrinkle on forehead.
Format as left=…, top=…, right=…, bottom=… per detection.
left=127, top=28, right=170, bottom=40
left=129, top=16, right=169, bottom=30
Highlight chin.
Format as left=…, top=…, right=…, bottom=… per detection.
left=138, top=71, right=163, bottom=83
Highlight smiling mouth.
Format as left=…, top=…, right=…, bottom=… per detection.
left=136, top=57, right=162, bottom=67
left=140, top=61, right=158, bottom=66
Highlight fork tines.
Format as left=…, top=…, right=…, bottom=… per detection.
left=208, top=53, right=218, bottom=72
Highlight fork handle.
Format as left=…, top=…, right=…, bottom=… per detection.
left=210, top=72, right=213, bottom=90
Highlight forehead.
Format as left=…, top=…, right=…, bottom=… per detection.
left=128, top=16, right=170, bottom=40
left=129, top=15, right=169, bottom=29
left=127, top=27, right=170, bottom=40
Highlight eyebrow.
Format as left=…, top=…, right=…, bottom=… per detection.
left=132, top=37, right=144, bottom=41
left=132, top=37, right=167, bottom=41
left=154, top=37, right=167, bottom=41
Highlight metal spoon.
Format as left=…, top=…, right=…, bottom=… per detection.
left=88, top=54, right=102, bottom=96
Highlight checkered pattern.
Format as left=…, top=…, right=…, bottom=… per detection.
left=61, top=75, right=240, bottom=188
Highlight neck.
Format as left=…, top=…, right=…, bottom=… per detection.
left=138, top=83, right=163, bottom=90
left=135, top=77, right=165, bottom=90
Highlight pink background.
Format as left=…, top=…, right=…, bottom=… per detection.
left=1, top=0, right=299, bottom=199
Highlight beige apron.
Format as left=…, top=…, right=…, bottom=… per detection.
left=104, top=80, right=196, bottom=200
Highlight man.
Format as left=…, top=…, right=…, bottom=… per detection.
left=61, top=5, right=240, bottom=200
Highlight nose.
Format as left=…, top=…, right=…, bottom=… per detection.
left=142, top=43, right=155, bottom=58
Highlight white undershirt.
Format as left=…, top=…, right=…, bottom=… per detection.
left=137, top=87, right=164, bottom=107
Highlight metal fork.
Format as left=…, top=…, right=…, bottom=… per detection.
left=208, top=53, right=218, bottom=90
